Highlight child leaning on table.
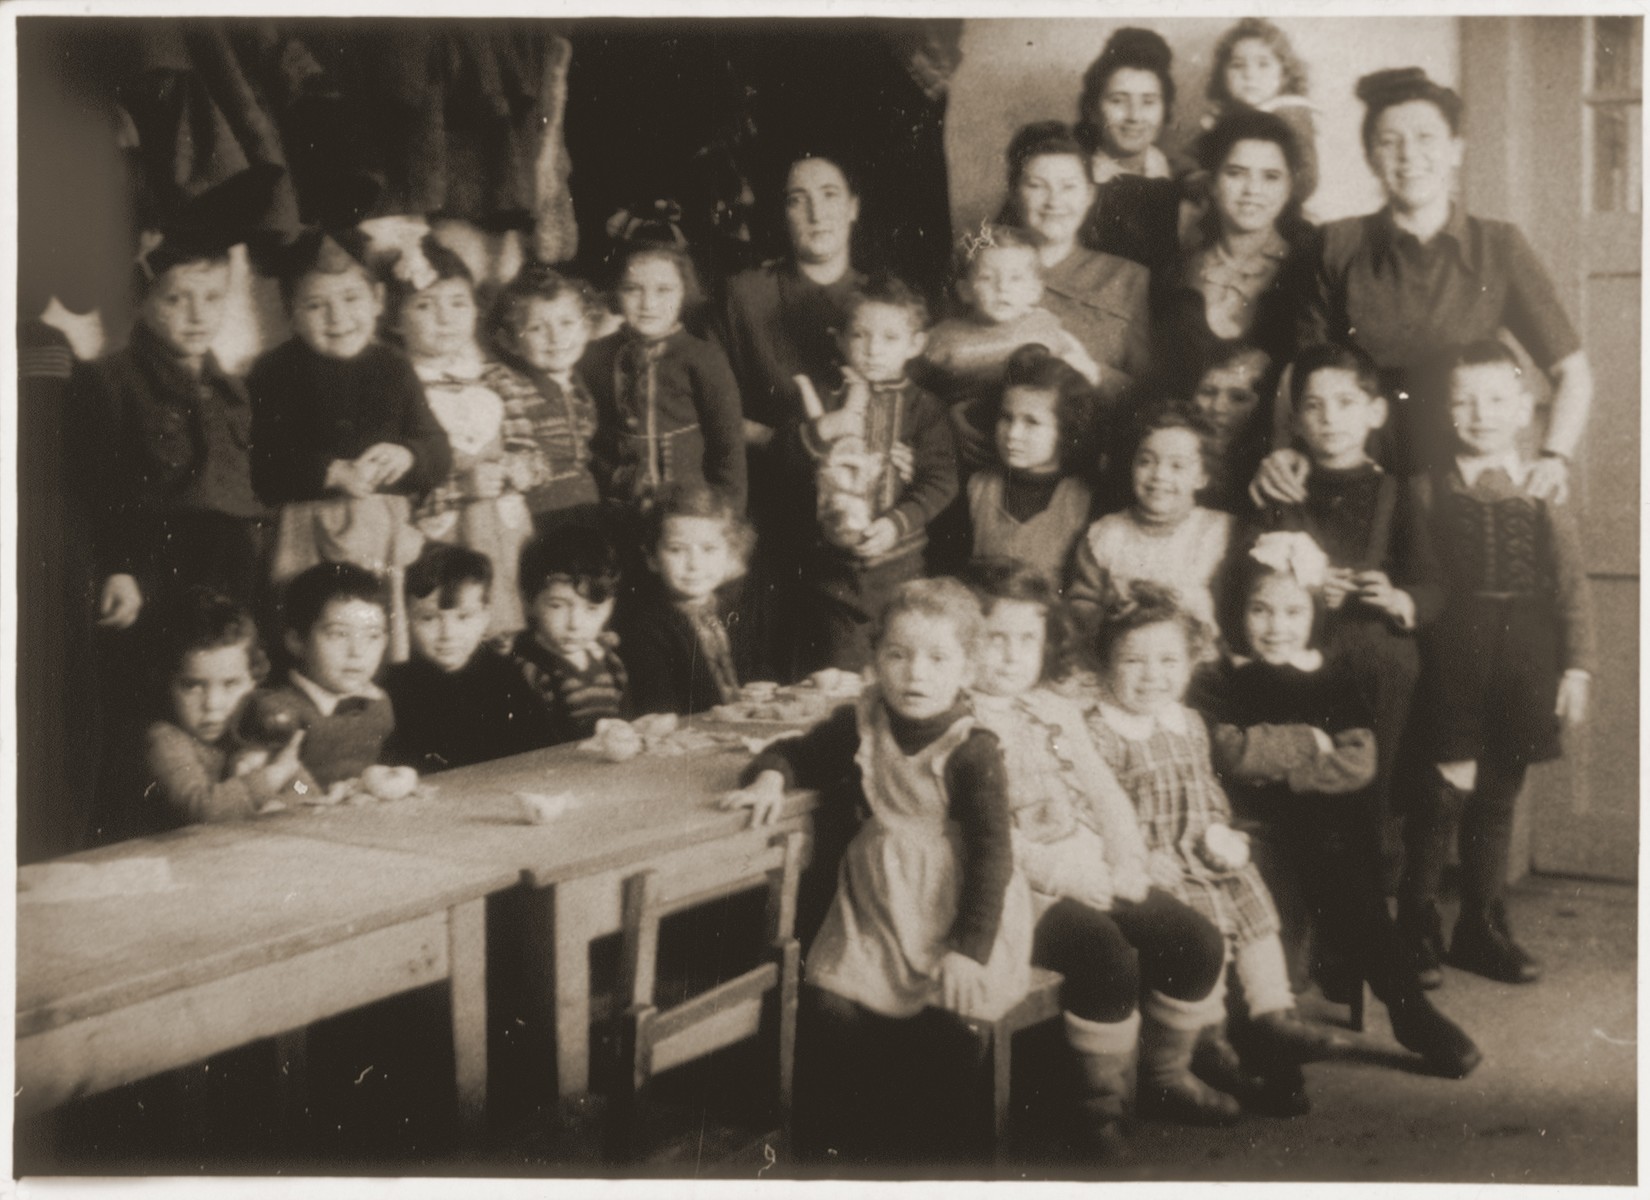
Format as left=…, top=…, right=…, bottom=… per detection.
left=383, top=543, right=554, bottom=773
left=724, top=577, right=1033, bottom=1161
left=140, top=587, right=309, bottom=833
left=511, top=522, right=631, bottom=745
left=242, top=562, right=397, bottom=791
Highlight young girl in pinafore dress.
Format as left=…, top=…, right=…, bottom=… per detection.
left=726, top=576, right=1032, bottom=1159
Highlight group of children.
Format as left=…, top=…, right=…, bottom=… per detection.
left=85, top=21, right=1592, bottom=1160
left=723, top=334, right=1586, bottom=1157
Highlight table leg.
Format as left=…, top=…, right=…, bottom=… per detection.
left=552, top=876, right=605, bottom=1099
left=448, top=897, right=488, bottom=1131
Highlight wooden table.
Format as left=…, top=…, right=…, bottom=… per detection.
left=263, top=734, right=816, bottom=1098
left=15, top=824, right=516, bottom=1126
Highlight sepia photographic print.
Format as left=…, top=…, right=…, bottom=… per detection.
left=5, top=2, right=1641, bottom=1194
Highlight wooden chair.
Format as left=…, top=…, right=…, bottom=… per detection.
left=607, top=829, right=806, bottom=1163
left=956, top=966, right=1065, bottom=1155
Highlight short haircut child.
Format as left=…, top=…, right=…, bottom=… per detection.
left=1206, top=18, right=1309, bottom=107
left=488, top=263, right=603, bottom=360
left=139, top=588, right=298, bottom=834
left=840, top=274, right=931, bottom=335
left=274, top=227, right=377, bottom=311
left=792, top=287, right=960, bottom=670
left=520, top=522, right=624, bottom=608
left=151, top=587, right=271, bottom=709
left=509, top=522, right=628, bottom=745
left=282, top=561, right=389, bottom=639
left=386, top=543, right=558, bottom=769
left=261, top=562, right=396, bottom=788
left=1288, top=341, right=1383, bottom=417
left=964, top=556, right=1078, bottom=682
left=1440, top=337, right=1523, bottom=379
left=405, top=542, right=494, bottom=611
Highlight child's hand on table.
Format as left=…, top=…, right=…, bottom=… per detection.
left=721, top=770, right=786, bottom=827
left=1556, top=670, right=1591, bottom=729
left=855, top=517, right=900, bottom=559
left=938, top=950, right=991, bottom=1017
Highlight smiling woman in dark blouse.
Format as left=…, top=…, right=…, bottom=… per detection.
left=1255, top=68, right=1592, bottom=505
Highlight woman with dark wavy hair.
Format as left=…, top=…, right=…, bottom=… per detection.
left=1074, top=27, right=1188, bottom=283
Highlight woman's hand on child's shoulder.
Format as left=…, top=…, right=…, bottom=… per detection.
left=1250, top=449, right=1311, bottom=507
left=1525, top=455, right=1572, bottom=506
left=720, top=769, right=787, bottom=827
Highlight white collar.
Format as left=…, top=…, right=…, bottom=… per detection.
left=1455, top=452, right=1530, bottom=489
left=1095, top=700, right=1189, bottom=741
left=290, top=670, right=385, bottom=717
left=1091, top=145, right=1171, bottom=185
left=413, top=347, right=487, bottom=383
left=1230, top=649, right=1325, bottom=673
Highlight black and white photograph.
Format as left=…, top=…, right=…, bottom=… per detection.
left=5, top=3, right=1641, bottom=1192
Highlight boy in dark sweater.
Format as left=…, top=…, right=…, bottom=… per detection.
left=384, top=544, right=554, bottom=772
left=1253, top=343, right=1444, bottom=895
left=511, top=523, right=630, bottom=744
left=782, top=276, right=958, bottom=673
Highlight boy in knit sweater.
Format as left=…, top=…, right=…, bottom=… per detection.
left=783, top=277, right=958, bottom=672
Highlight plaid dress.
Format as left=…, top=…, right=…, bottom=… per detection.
left=1087, top=700, right=1280, bottom=949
